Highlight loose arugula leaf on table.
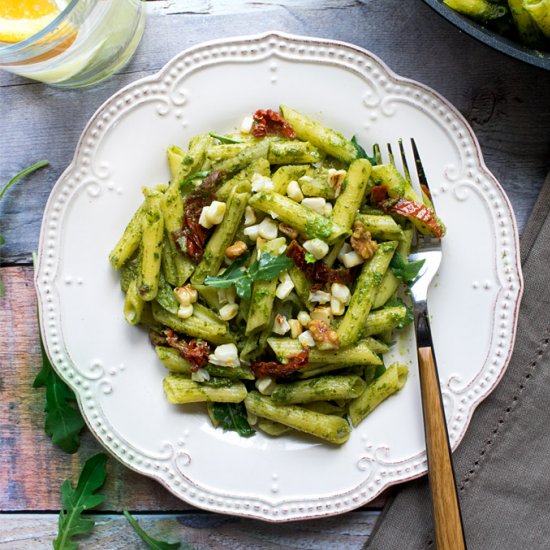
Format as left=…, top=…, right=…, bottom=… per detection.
left=390, top=252, right=425, bottom=284
left=351, top=136, right=377, bottom=165
left=209, top=402, right=255, bottom=438
left=33, top=254, right=85, bottom=453
left=0, top=160, right=49, bottom=297
left=123, top=511, right=187, bottom=550
left=204, top=253, right=293, bottom=300
left=53, top=453, right=108, bottom=550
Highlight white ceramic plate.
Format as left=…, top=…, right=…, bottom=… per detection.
left=36, top=32, right=523, bottom=522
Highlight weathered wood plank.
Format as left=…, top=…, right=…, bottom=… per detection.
left=1, top=0, right=549, bottom=265
left=0, top=265, right=391, bottom=512
left=0, top=511, right=379, bottom=549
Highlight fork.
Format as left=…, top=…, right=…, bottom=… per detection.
left=390, top=139, right=468, bottom=550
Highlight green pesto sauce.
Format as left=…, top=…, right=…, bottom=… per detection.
left=305, top=217, right=332, bottom=239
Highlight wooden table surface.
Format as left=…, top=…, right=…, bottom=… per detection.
left=1, top=1, right=549, bottom=548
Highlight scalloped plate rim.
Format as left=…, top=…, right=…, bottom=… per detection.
left=34, top=30, right=523, bottom=522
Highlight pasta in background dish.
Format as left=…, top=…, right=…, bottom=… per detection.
left=109, top=106, right=445, bottom=445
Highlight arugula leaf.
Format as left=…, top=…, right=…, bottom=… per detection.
left=374, top=364, right=387, bottom=379
left=0, top=161, right=49, bottom=298
left=179, top=171, right=210, bottom=192
left=390, top=252, right=425, bottom=284
left=351, top=136, right=377, bottom=165
left=53, top=453, right=108, bottom=550
left=210, top=402, right=255, bottom=438
left=33, top=253, right=85, bottom=453
left=124, top=511, right=184, bottom=550
left=204, top=253, right=293, bottom=300
left=209, top=132, right=242, bottom=144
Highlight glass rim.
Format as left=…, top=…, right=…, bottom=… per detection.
left=0, top=0, right=80, bottom=54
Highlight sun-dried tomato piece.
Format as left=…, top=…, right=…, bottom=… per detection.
left=370, top=185, right=445, bottom=238
left=165, top=329, right=210, bottom=371
left=176, top=172, right=225, bottom=262
left=251, top=349, right=309, bottom=379
left=286, top=240, right=352, bottom=285
left=252, top=109, right=296, bottom=139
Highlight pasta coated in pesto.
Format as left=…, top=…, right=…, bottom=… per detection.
left=109, top=106, right=445, bottom=445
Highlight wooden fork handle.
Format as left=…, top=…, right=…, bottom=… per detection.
left=418, top=346, right=467, bottom=550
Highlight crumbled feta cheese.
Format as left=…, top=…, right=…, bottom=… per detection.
left=177, top=304, right=194, bottom=319
left=258, top=217, right=278, bottom=240
left=273, top=314, right=291, bottom=335
left=243, top=223, right=261, bottom=241
left=244, top=205, right=257, bottom=226
left=309, top=290, right=331, bottom=304
left=276, top=272, right=295, bottom=300
left=342, top=250, right=365, bottom=268
left=330, top=297, right=346, bottom=316
left=289, top=319, right=303, bottom=339
left=301, top=197, right=326, bottom=214
left=303, top=238, right=329, bottom=260
left=297, top=311, right=311, bottom=327
left=199, top=201, right=226, bottom=228
left=331, top=283, right=351, bottom=305
left=191, top=368, right=210, bottom=383
left=208, top=343, right=240, bottom=367
left=240, top=115, right=254, bottom=134
left=174, top=285, right=198, bottom=307
left=323, top=202, right=333, bottom=217
left=298, top=330, right=316, bottom=348
left=251, top=173, right=273, bottom=193
left=337, top=242, right=352, bottom=264
left=286, top=180, right=304, bottom=202
left=219, top=303, right=239, bottom=321
left=311, top=307, right=331, bottom=324
left=256, top=377, right=276, bottom=395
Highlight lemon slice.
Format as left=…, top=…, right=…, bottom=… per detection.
left=0, top=0, right=61, bottom=43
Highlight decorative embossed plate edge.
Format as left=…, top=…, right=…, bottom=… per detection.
left=35, top=31, right=523, bottom=522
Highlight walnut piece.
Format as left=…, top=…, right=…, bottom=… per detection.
left=225, top=240, right=248, bottom=259
left=308, top=319, right=340, bottom=349
left=278, top=223, right=299, bottom=240
left=350, top=221, right=377, bottom=260
left=327, top=169, right=346, bottom=197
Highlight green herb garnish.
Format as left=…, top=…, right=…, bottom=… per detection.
left=209, top=132, right=242, bottom=144
left=304, top=252, right=317, bottom=264
left=204, top=252, right=293, bottom=299
left=351, top=136, right=377, bottom=165
left=53, top=453, right=107, bottom=550
left=33, top=308, right=85, bottom=453
left=385, top=297, right=414, bottom=329
left=179, top=171, right=210, bottom=192
left=0, top=160, right=49, bottom=297
left=390, top=252, right=425, bottom=284
left=210, top=402, right=255, bottom=438
left=124, top=511, right=184, bottom=550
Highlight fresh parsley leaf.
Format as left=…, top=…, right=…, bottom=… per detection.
left=33, top=253, right=85, bottom=453
left=210, top=402, right=255, bottom=438
left=53, top=453, right=108, bottom=550
left=209, top=132, right=242, bottom=144
left=123, top=511, right=184, bottom=550
left=351, top=136, right=377, bottom=165
left=304, top=252, right=316, bottom=264
left=204, top=253, right=293, bottom=300
left=0, top=161, right=49, bottom=298
left=390, top=252, right=425, bottom=284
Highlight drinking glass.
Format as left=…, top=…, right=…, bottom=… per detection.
left=0, top=0, right=146, bottom=88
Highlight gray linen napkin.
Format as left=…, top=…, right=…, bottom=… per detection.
left=366, top=172, right=550, bottom=550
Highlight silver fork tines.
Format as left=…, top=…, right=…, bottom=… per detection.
left=391, top=139, right=467, bottom=549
